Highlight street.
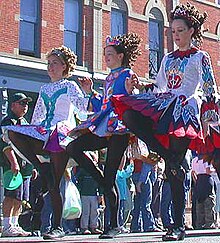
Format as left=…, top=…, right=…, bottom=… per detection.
left=0, top=229, right=220, bottom=243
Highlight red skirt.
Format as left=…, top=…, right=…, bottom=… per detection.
left=112, top=93, right=215, bottom=153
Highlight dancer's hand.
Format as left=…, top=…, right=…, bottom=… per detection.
left=125, top=73, right=139, bottom=94
left=78, top=77, right=93, bottom=95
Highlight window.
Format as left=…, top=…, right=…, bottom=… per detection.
left=19, top=0, right=40, bottom=57
left=64, top=0, right=82, bottom=63
left=111, top=0, right=127, bottom=36
left=149, top=8, right=164, bottom=79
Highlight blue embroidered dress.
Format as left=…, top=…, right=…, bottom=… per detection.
left=112, top=48, right=219, bottom=153
left=69, top=67, right=132, bottom=139
left=2, top=79, right=89, bottom=152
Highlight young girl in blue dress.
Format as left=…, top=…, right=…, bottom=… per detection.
left=66, top=32, right=142, bottom=239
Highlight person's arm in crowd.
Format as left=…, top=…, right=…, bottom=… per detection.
left=3, top=146, right=20, bottom=174
left=1, top=118, right=20, bottom=174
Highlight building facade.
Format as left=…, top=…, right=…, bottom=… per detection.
left=0, top=0, right=220, bottom=119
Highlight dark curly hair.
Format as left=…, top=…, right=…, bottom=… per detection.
left=170, top=2, right=207, bottom=46
left=105, top=33, right=142, bottom=68
left=46, top=45, right=77, bottom=78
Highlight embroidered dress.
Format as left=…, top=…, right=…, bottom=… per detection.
left=2, top=79, right=89, bottom=152
left=69, top=67, right=132, bottom=139
left=112, top=48, right=219, bottom=153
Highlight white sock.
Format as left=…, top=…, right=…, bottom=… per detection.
left=11, top=216, right=19, bottom=226
left=3, top=217, right=11, bottom=229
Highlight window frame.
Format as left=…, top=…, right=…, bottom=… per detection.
left=64, top=0, right=83, bottom=64
left=111, top=8, right=127, bottom=36
left=149, top=18, right=164, bottom=80
left=19, top=0, right=41, bottom=57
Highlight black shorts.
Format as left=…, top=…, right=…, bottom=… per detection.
left=4, top=177, right=31, bottom=201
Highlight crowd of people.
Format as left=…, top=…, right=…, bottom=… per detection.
left=0, top=2, right=219, bottom=242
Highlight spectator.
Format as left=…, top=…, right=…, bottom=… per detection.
left=0, top=93, right=36, bottom=237
left=130, top=158, right=160, bottom=233
left=191, top=154, right=217, bottom=229
left=76, top=151, right=103, bottom=235
left=116, top=154, right=134, bottom=232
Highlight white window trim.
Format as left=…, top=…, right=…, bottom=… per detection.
left=145, top=0, right=169, bottom=27
left=195, top=0, right=220, bottom=8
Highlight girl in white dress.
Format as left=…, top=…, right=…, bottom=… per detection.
left=112, top=3, right=219, bottom=241
left=4, top=46, right=90, bottom=239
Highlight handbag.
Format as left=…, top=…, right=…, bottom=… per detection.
left=62, top=180, right=82, bottom=220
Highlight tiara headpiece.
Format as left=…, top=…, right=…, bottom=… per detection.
left=105, top=36, right=121, bottom=47
left=51, top=49, right=67, bottom=62
left=173, top=5, right=200, bottom=25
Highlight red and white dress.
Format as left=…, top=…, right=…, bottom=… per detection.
left=112, top=47, right=219, bottom=153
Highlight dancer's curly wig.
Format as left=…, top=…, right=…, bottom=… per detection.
left=46, top=45, right=77, bottom=78
left=105, top=33, right=142, bottom=68
left=170, top=2, right=207, bottom=46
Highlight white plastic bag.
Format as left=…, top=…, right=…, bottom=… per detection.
left=62, top=180, right=82, bottom=220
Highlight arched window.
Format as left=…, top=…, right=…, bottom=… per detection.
left=19, top=0, right=41, bottom=57
left=64, top=0, right=82, bottom=63
left=149, top=8, right=164, bottom=79
left=111, top=0, right=128, bottom=36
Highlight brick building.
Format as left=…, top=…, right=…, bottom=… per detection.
left=0, top=0, right=219, bottom=119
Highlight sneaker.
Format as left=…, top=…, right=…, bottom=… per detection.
left=82, top=229, right=91, bottom=234
left=14, top=226, right=32, bottom=236
left=43, top=227, right=65, bottom=240
left=145, top=227, right=162, bottom=232
left=120, top=226, right=130, bottom=233
left=99, top=227, right=121, bottom=239
left=162, top=227, right=185, bottom=241
left=90, top=228, right=103, bottom=234
left=1, top=226, right=23, bottom=237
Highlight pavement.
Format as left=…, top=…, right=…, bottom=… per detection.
left=0, top=229, right=220, bottom=243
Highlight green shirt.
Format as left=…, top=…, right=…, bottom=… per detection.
left=0, top=111, right=34, bottom=178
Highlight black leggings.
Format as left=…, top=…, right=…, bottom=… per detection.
left=122, top=110, right=190, bottom=228
left=66, top=132, right=129, bottom=229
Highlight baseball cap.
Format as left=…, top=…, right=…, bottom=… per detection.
left=11, top=93, right=32, bottom=103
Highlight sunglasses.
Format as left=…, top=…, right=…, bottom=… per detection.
left=16, top=101, right=29, bottom=106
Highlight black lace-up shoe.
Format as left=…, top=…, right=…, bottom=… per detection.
left=99, top=227, right=121, bottom=239
left=162, top=227, right=185, bottom=241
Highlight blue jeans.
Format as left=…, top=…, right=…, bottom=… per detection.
left=131, top=166, right=156, bottom=232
